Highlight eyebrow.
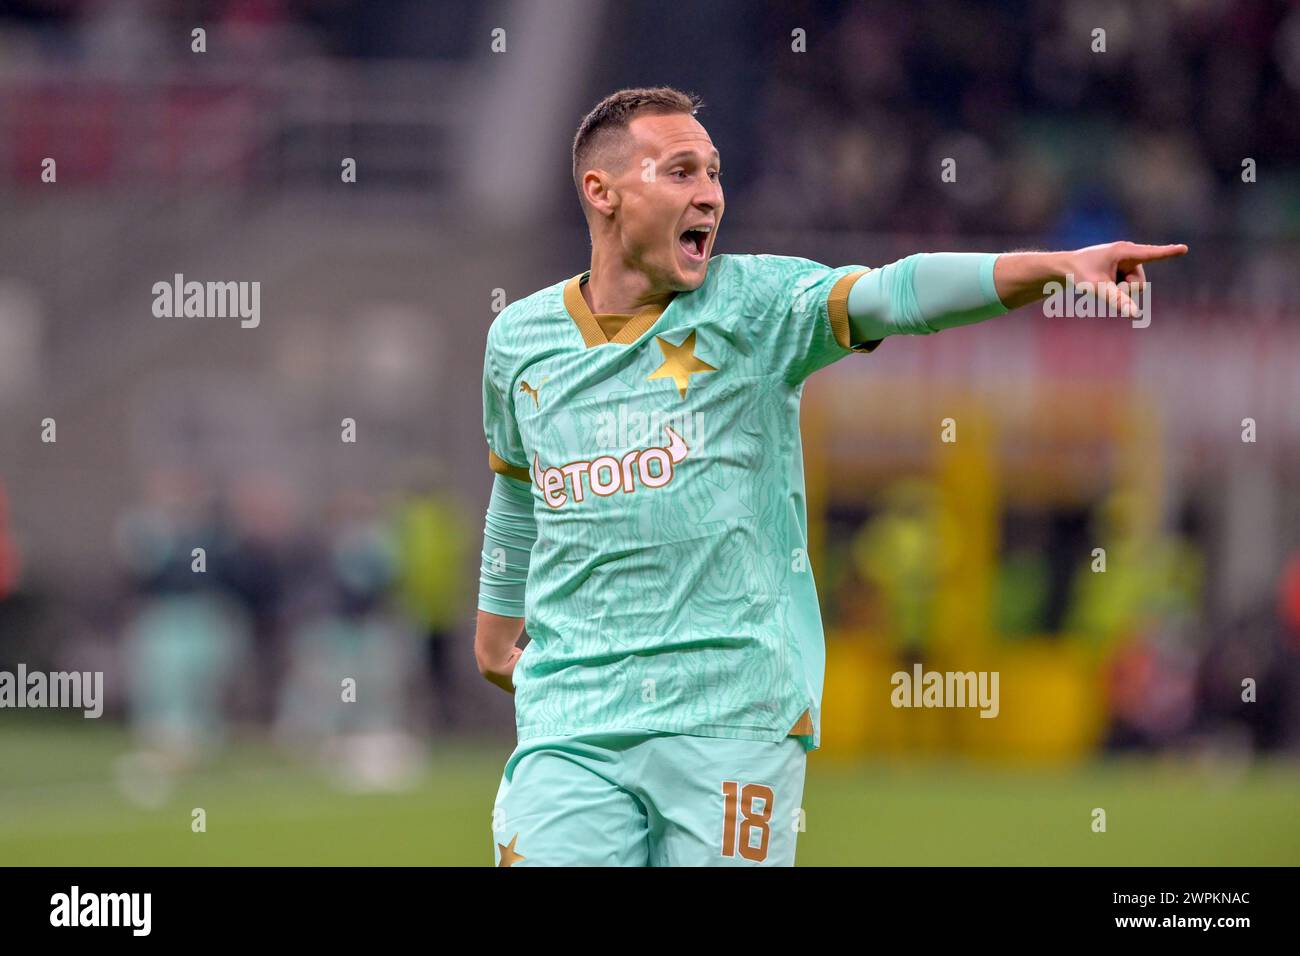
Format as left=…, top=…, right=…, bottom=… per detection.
left=664, top=149, right=721, bottom=165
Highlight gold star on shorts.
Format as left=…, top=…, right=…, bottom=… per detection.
left=647, top=329, right=716, bottom=398
left=497, top=833, right=525, bottom=867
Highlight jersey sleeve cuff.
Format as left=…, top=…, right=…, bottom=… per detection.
left=828, top=268, right=883, bottom=353
left=982, top=253, right=1010, bottom=313
left=488, top=448, right=531, bottom=483
left=477, top=594, right=526, bottom=617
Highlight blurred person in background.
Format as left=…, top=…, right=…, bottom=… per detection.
left=214, top=475, right=306, bottom=726
left=275, top=491, right=424, bottom=791
left=993, top=514, right=1053, bottom=641
left=114, top=469, right=252, bottom=796
left=852, top=478, right=950, bottom=665
left=1067, top=491, right=1207, bottom=751
left=390, top=459, right=472, bottom=730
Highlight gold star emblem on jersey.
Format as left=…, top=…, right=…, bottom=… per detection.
left=497, top=833, right=525, bottom=867
left=647, top=329, right=716, bottom=398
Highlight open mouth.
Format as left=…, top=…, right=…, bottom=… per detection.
left=678, top=225, right=711, bottom=262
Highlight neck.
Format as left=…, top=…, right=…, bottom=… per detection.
left=583, top=243, right=675, bottom=314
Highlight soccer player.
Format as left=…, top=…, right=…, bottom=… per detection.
left=475, top=87, right=1186, bottom=866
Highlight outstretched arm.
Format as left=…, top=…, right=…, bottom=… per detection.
left=847, top=241, right=1188, bottom=345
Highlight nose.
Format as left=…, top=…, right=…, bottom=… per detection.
left=694, top=175, right=723, bottom=212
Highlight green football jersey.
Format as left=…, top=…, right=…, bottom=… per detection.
left=482, top=254, right=877, bottom=750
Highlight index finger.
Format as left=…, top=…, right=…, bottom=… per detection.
left=1122, top=243, right=1188, bottom=263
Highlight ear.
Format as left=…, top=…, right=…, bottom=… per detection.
left=582, top=169, right=618, bottom=217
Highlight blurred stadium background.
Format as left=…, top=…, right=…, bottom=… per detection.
left=1, top=0, right=1298, bottom=865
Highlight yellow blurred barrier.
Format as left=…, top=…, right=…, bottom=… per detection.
left=821, top=633, right=1107, bottom=763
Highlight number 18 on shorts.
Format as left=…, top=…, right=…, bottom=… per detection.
left=491, top=732, right=808, bottom=867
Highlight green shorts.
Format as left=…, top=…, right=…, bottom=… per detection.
left=491, top=731, right=807, bottom=867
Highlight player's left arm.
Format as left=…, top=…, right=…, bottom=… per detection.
left=847, top=241, right=1188, bottom=344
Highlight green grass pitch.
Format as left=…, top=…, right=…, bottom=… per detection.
left=1, top=720, right=1296, bottom=866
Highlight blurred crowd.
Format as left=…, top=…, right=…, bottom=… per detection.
left=5, top=1, right=1299, bottom=249
left=0, top=467, right=474, bottom=787
left=741, top=0, right=1300, bottom=246
left=0, top=0, right=480, bottom=62
left=823, top=479, right=1300, bottom=756
left=3, top=461, right=1296, bottom=766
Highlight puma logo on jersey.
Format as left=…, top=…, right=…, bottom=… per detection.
left=534, top=426, right=688, bottom=509
left=519, top=379, right=543, bottom=408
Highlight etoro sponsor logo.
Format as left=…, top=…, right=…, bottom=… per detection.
left=534, top=426, right=688, bottom=508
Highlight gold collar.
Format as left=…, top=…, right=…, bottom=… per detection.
left=562, top=272, right=672, bottom=348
